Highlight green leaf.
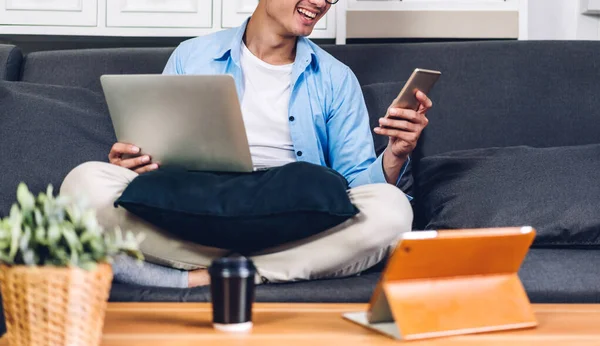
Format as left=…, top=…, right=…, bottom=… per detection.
left=34, top=210, right=44, bottom=227
left=34, top=226, right=47, bottom=245
left=80, top=261, right=97, bottom=271
left=16, top=183, right=35, bottom=211
left=8, top=210, right=21, bottom=262
left=121, top=248, right=144, bottom=261
left=19, top=226, right=32, bottom=253
left=0, top=253, right=13, bottom=264
left=0, top=222, right=10, bottom=240
left=66, top=205, right=81, bottom=226
left=46, top=185, right=54, bottom=198
left=9, top=204, right=22, bottom=226
left=52, top=247, right=69, bottom=266
left=89, top=238, right=105, bottom=259
left=0, top=239, right=11, bottom=250
left=23, top=211, right=34, bottom=229
left=47, top=223, right=61, bottom=245
left=79, top=230, right=97, bottom=245
left=36, top=192, right=47, bottom=207
left=79, top=253, right=93, bottom=263
left=61, top=226, right=81, bottom=264
left=81, top=210, right=99, bottom=233
left=22, top=250, right=36, bottom=266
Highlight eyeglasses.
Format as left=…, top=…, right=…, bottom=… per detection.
left=325, top=0, right=339, bottom=4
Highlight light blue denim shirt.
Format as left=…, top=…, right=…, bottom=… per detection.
left=163, top=20, right=410, bottom=197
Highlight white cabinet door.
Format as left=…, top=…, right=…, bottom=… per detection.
left=221, top=0, right=329, bottom=32
left=0, top=0, right=98, bottom=26
left=221, top=0, right=255, bottom=28
left=106, top=0, right=213, bottom=28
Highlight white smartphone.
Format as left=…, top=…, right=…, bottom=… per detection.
left=387, top=68, right=441, bottom=115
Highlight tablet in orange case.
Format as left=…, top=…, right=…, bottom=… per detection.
left=343, top=227, right=538, bottom=341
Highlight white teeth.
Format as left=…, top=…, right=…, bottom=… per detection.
left=298, top=8, right=317, bottom=19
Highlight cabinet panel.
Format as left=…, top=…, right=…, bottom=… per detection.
left=106, top=0, right=212, bottom=28
left=6, top=0, right=82, bottom=11
left=0, top=0, right=97, bottom=26
left=221, top=0, right=327, bottom=30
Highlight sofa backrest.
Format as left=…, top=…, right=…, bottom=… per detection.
left=21, top=47, right=174, bottom=93
left=0, top=44, right=22, bottom=81
left=19, top=41, right=600, bottom=158
left=325, top=41, right=600, bottom=158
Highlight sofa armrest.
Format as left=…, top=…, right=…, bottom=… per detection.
left=0, top=44, right=22, bottom=81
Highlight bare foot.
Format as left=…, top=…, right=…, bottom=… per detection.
left=188, top=269, right=210, bottom=288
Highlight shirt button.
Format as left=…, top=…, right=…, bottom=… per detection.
left=289, top=116, right=295, bottom=121
left=297, top=151, right=303, bottom=157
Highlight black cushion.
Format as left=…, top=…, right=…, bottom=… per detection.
left=0, top=81, right=116, bottom=217
left=415, top=144, right=600, bottom=247
left=115, top=162, right=359, bottom=254
left=361, top=82, right=413, bottom=199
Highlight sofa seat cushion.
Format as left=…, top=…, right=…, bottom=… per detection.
left=109, top=271, right=382, bottom=303
left=518, top=249, right=600, bottom=303
left=115, top=162, right=359, bottom=254
left=107, top=249, right=600, bottom=304
left=416, top=143, right=600, bottom=248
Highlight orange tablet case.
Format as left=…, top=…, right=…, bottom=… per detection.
left=343, top=227, right=538, bottom=341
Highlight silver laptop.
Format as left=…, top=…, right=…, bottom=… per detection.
left=100, top=74, right=253, bottom=173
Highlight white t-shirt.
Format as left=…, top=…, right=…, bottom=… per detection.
left=239, top=43, right=297, bottom=170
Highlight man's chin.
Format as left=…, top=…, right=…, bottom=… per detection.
left=293, top=27, right=314, bottom=37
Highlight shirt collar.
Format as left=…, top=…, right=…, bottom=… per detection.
left=212, top=17, right=318, bottom=72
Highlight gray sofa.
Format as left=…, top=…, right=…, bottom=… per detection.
left=1, top=39, right=600, bottom=317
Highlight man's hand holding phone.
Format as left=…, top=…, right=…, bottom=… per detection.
left=108, top=143, right=159, bottom=173
left=374, top=90, right=432, bottom=160
left=373, top=68, right=440, bottom=184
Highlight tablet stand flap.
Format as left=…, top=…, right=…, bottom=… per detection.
left=384, top=272, right=537, bottom=340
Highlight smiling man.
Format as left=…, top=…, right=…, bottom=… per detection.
left=61, top=0, right=433, bottom=288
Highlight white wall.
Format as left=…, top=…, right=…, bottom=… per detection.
left=527, top=0, right=600, bottom=40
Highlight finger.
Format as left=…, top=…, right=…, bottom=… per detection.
left=374, top=127, right=419, bottom=143
left=388, top=108, right=428, bottom=125
left=134, top=163, right=159, bottom=174
left=109, top=143, right=140, bottom=160
left=416, top=91, right=433, bottom=108
left=379, top=117, right=417, bottom=132
left=387, top=108, right=419, bottom=123
left=119, top=155, right=151, bottom=169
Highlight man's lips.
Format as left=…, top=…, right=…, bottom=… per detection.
left=297, top=7, right=319, bottom=20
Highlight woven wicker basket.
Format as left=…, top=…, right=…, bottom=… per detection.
left=0, top=263, right=113, bottom=346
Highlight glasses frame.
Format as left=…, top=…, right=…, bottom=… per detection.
left=325, top=0, right=339, bottom=4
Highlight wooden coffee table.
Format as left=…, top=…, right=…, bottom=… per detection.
left=2, top=303, right=600, bottom=345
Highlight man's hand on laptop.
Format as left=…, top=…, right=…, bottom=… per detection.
left=374, top=90, right=433, bottom=183
left=108, top=143, right=159, bottom=174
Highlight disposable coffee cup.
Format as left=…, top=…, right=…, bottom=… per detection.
left=208, top=256, right=257, bottom=332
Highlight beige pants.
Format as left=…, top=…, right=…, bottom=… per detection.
left=60, top=162, right=413, bottom=283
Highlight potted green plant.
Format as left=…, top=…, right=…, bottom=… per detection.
left=0, top=182, right=144, bottom=346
